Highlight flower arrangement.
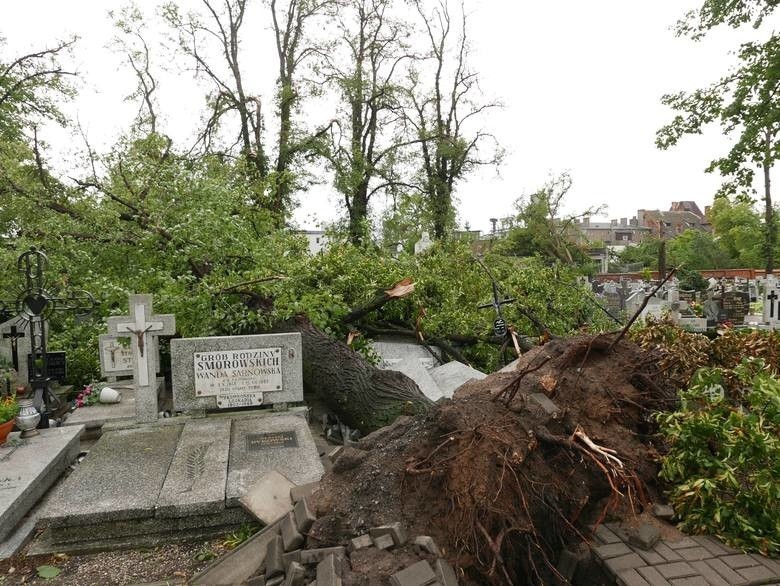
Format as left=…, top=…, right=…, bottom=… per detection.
left=73, top=382, right=100, bottom=409
left=0, top=394, right=20, bottom=425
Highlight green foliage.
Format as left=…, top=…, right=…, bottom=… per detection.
left=677, top=267, right=709, bottom=292
left=499, top=173, right=600, bottom=268
left=0, top=394, right=19, bottom=425
left=658, top=360, right=780, bottom=553
left=668, top=229, right=735, bottom=269
left=35, top=565, right=61, bottom=580
left=659, top=2, right=780, bottom=272
left=222, top=523, right=260, bottom=549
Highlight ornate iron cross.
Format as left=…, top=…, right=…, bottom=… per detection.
left=474, top=257, right=515, bottom=337
left=0, top=247, right=97, bottom=421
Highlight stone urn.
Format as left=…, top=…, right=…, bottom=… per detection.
left=14, top=386, right=40, bottom=438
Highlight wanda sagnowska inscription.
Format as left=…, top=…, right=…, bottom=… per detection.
left=171, top=333, right=303, bottom=414
left=194, top=348, right=283, bottom=407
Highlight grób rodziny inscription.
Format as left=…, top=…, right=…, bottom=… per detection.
left=194, top=348, right=282, bottom=408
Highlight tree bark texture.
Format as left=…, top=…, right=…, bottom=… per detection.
left=291, top=316, right=433, bottom=432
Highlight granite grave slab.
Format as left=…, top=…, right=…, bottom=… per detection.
left=156, top=418, right=232, bottom=518
left=40, top=424, right=182, bottom=527
left=63, top=379, right=165, bottom=432
left=372, top=338, right=443, bottom=401
left=429, top=361, right=486, bottom=398
left=172, top=333, right=303, bottom=415
left=226, top=415, right=324, bottom=506
left=0, top=425, right=83, bottom=542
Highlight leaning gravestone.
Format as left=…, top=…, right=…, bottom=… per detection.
left=372, top=338, right=443, bottom=401
left=172, top=333, right=303, bottom=416
left=106, top=294, right=176, bottom=423
left=225, top=415, right=323, bottom=506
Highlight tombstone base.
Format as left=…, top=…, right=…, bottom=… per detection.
left=0, top=426, right=83, bottom=542
left=63, top=379, right=164, bottom=433
left=30, top=508, right=252, bottom=555
left=33, top=412, right=323, bottom=553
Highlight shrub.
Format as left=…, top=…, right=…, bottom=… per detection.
left=657, top=360, right=780, bottom=554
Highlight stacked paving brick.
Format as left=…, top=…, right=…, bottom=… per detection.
left=244, top=497, right=458, bottom=586
left=591, top=523, right=780, bottom=586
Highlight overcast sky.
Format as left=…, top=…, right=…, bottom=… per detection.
left=2, top=1, right=772, bottom=233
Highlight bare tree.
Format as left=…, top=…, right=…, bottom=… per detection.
left=163, top=0, right=267, bottom=177
left=405, top=0, right=501, bottom=240
left=270, top=0, right=336, bottom=217
left=318, top=0, right=418, bottom=244
left=111, top=5, right=160, bottom=134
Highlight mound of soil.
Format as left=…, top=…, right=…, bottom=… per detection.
left=308, top=334, right=675, bottom=585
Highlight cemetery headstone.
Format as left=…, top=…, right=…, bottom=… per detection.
left=171, top=333, right=303, bottom=415
left=27, top=351, right=66, bottom=384
left=603, top=292, right=622, bottom=315
left=763, top=278, right=780, bottom=326
left=679, top=290, right=696, bottom=304
left=414, top=231, right=433, bottom=255
left=0, top=316, right=39, bottom=384
left=703, top=298, right=722, bottom=325
left=0, top=248, right=96, bottom=422
left=721, top=291, right=750, bottom=324
left=98, top=335, right=134, bottom=380
left=226, top=415, right=324, bottom=505
left=372, top=338, right=443, bottom=401
left=106, top=294, right=175, bottom=423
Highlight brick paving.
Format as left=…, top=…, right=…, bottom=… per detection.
left=592, top=523, right=780, bottom=585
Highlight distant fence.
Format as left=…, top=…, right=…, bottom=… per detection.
left=596, top=269, right=777, bottom=281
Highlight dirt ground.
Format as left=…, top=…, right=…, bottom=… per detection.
left=0, top=540, right=221, bottom=585
left=308, top=334, right=676, bottom=584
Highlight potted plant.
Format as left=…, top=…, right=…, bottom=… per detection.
left=0, top=393, right=19, bottom=445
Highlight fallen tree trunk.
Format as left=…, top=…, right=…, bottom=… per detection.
left=289, top=316, right=433, bottom=433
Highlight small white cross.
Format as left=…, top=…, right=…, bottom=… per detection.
left=107, top=294, right=175, bottom=422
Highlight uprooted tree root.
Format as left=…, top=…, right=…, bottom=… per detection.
left=310, top=334, right=676, bottom=585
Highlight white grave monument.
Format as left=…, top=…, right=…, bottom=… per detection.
left=764, top=277, right=780, bottom=327
left=414, top=231, right=433, bottom=255
left=106, top=294, right=176, bottom=423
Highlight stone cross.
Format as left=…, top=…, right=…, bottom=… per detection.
left=106, top=294, right=175, bottom=423
left=764, top=278, right=780, bottom=327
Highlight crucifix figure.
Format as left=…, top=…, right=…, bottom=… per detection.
left=2, top=325, right=25, bottom=372
left=106, top=294, right=175, bottom=423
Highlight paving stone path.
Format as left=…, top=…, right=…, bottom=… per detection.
left=592, top=523, right=780, bottom=585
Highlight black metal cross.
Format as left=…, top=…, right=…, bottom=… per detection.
left=2, top=325, right=25, bottom=372
left=474, top=257, right=515, bottom=337
left=0, top=247, right=97, bottom=423
left=769, top=291, right=778, bottom=318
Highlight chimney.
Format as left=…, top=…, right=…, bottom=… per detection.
left=583, top=217, right=590, bottom=227
left=620, top=217, right=627, bottom=226
left=611, top=219, right=618, bottom=227
left=489, top=218, right=497, bottom=233
left=630, top=217, right=638, bottom=227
